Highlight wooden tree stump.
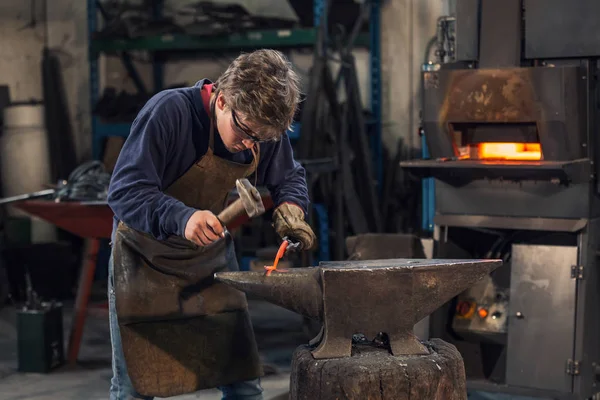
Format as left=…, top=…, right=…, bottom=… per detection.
left=290, top=338, right=467, bottom=400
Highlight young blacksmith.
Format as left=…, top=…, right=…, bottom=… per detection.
left=107, top=49, right=316, bottom=400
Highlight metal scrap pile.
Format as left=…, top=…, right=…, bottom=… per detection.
left=0, top=161, right=112, bottom=205
left=54, top=161, right=112, bottom=202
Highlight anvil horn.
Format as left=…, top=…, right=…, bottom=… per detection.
left=215, top=268, right=323, bottom=320
left=215, top=258, right=503, bottom=359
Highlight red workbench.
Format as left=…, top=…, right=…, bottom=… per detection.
left=15, top=200, right=113, bottom=365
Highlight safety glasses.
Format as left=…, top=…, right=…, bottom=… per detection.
left=231, top=109, right=264, bottom=143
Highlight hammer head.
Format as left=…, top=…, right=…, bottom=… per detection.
left=235, top=178, right=265, bottom=218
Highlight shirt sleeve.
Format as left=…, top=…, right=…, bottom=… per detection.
left=107, top=94, right=197, bottom=240
left=256, top=133, right=310, bottom=215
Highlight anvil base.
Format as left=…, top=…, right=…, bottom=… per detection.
left=290, top=339, right=467, bottom=400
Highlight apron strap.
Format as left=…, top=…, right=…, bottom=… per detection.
left=250, top=144, right=260, bottom=186
left=208, top=122, right=216, bottom=151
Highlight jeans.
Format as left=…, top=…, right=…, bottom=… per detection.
left=108, top=254, right=264, bottom=400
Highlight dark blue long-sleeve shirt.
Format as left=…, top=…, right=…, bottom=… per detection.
left=107, top=79, right=309, bottom=241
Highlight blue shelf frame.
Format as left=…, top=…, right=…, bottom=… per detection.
left=421, top=135, right=435, bottom=233
left=369, top=0, right=383, bottom=189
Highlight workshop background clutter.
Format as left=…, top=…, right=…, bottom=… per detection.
left=0, top=1, right=595, bottom=400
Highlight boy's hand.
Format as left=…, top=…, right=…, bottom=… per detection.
left=185, top=210, right=225, bottom=246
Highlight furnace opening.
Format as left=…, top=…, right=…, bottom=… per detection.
left=450, top=122, right=542, bottom=161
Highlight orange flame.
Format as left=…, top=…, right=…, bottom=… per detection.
left=478, top=142, right=541, bottom=161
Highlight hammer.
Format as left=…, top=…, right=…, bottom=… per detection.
left=216, top=178, right=266, bottom=231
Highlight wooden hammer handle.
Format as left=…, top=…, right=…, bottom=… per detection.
left=217, top=198, right=246, bottom=227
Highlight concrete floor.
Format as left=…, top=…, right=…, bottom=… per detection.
left=0, top=292, right=306, bottom=400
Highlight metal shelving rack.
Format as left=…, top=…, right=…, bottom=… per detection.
left=87, top=0, right=381, bottom=171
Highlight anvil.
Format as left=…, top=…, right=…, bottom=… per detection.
left=215, top=258, right=502, bottom=359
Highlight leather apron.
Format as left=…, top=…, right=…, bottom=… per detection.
left=112, top=116, right=262, bottom=397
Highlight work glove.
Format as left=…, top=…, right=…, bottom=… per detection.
left=272, top=203, right=317, bottom=251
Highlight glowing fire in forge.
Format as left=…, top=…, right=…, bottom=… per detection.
left=477, top=142, right=542, bottom=161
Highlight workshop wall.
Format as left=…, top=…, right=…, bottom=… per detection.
left=47, top=1, right=92, bottom=162
left=0, top=0, right=91, bottom=162
left=0, top=3, right=45, bottom=104
left=381, top=0, right=453, bottom=154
